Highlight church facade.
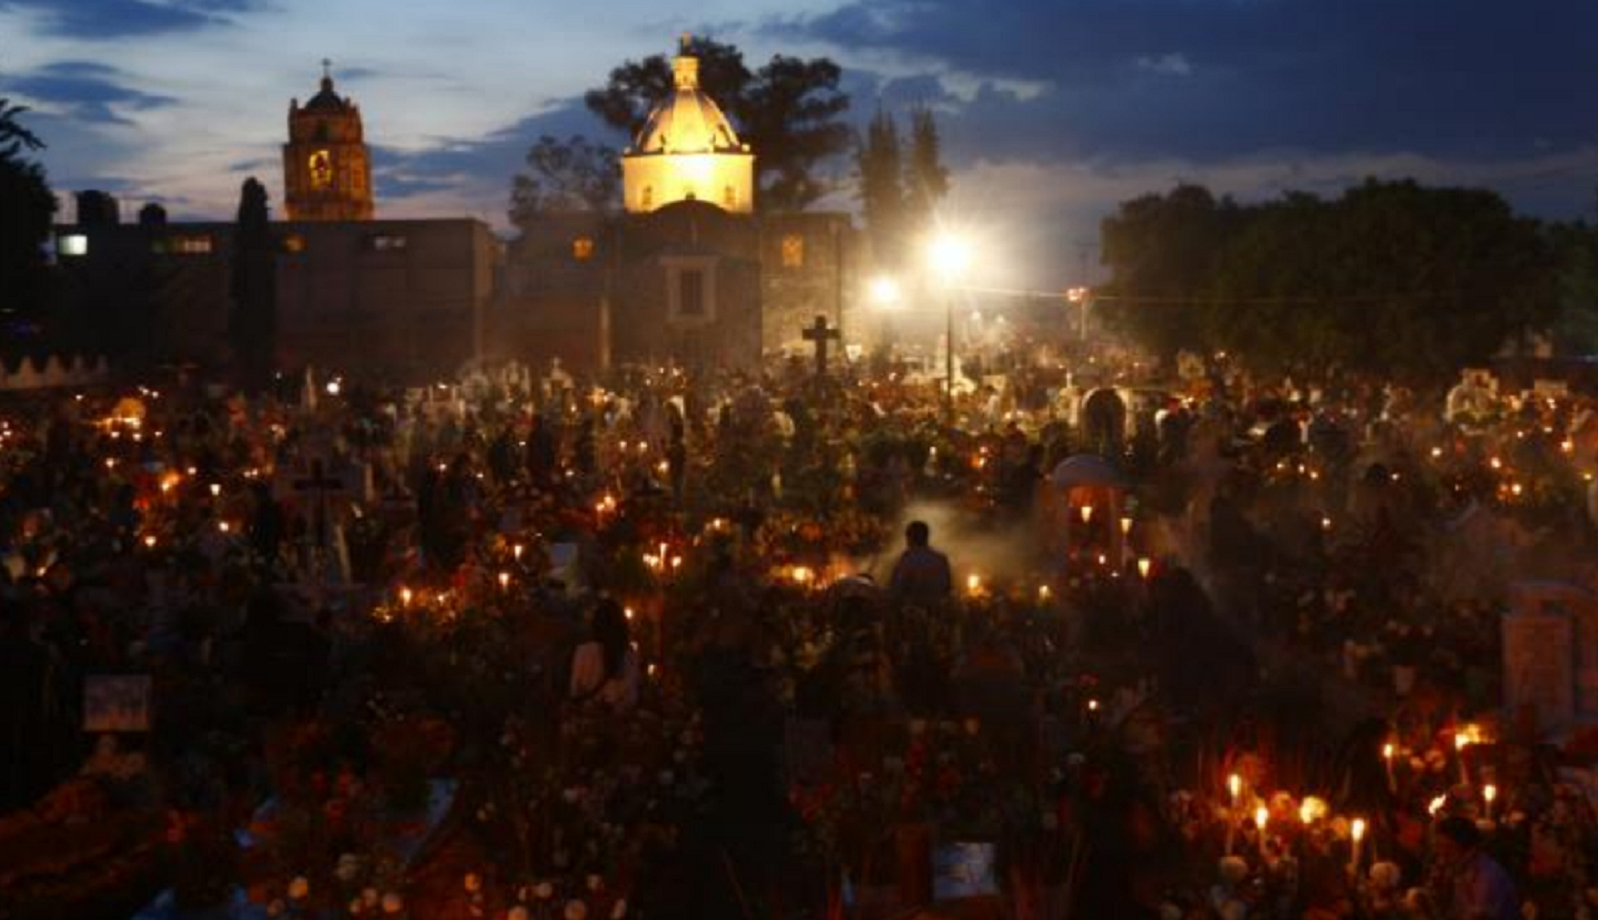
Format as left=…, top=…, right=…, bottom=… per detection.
left=492, top=41, right=863, bottom=375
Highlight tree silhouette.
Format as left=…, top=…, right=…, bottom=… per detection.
left=229, top=177, right=277, bottom=390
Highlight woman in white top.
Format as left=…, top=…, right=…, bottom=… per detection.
left=569, top=598, right=640, bottom=713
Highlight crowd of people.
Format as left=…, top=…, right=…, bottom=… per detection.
left=1, top=348, right=1596, bottom=920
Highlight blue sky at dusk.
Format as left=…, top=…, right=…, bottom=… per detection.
left=4, top=0, right=1597, bottom=287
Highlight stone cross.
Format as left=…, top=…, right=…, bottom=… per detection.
left=801, top=314, right=841, bottom=377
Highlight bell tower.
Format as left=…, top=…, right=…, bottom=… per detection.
left=283, top=61, right=374, bottom=221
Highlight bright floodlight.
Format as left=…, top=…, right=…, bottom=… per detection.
left=869, top=275, right=902, bottom=309
left=926, top=233, right=972, bottom=283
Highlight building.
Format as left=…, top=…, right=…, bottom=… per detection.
left=496, top=38, right=863, bottom=375
left=49, top=68, right=497, bottom=383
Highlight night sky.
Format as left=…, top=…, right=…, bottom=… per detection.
left=4, top=0, right=1597, bottom=287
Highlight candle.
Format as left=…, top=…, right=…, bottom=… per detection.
left=498, top=572, right=511, bottom=591
left=1483, top=784, right=1497, bottom=820
left=1255, top=806, right=1270, bottom=860
left=967, top=573, right=983, bottom=596
left=400, top=587, right=413, bottom=606
left=1455, top=732, right=1472, bottom=785
left=513, top=543, right=524, bottom=562
left=1119, top=516, right=1133, bottom=536
left=1224, top=774, right=1243, bottom=855
left=1078, top=505, right=1093, bottom=525
left=1382, top=743, right=1396, bottom=792
left=1428, top=794, right=1447, bottom=817
left=1137, top=557, right=1153, bottom=579
left=1349, top=818, right=1366, bottom=878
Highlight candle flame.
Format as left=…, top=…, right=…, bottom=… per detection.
left=1254, top=805, right=1269, bottom=831
left=1078, top=505, right=1093, bottom=524
left=1351, top=817, right=1366, bottom=842
left=1382, top=743, right=1394, bottom=760
left=1227, top=774, right=1242, bottom=801
left=1428, top=794, right=1447, bottom=816
left=1483, top=784, right=1497, bottom=803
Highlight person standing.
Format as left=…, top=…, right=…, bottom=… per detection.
left=888, top=520, right=952, bottom=607
left=1430, top=815, right=1518, bottom=920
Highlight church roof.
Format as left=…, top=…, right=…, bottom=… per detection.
left=303, top=75, right=351, bottom=114
left=629, top=52, right=746, bottom=156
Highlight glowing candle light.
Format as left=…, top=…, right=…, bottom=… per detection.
left=1137, top=557, right=1153, bottom=579
left=1038, top=584, right=1052, bottom=602
left=218, top=521, right=230, bottom=534
left=1087, top=698, right=1099, bottom=713
left=400, top=587, right=413, bottom=606
left=513, top=543, right=524, bottom=562
left=1225, top=774, right=1242, bottom=855
left=498, top=572, right=511, bottom=590
left=1483, top=784, right=1497, bottom=820
left=967, top=573, right=982, bottom=596
left=143, top=535, right=157, bottom=549
left=1119, top=516, right=1133, bottom=536
left=1255, top=806, right=1270, bottom=859
left=210, top=483, right=221, bottom=497
left=624, top=607, right=635, bottom=621
left=1349, top=818, right=1366, bottom=877
left=1428, top=794, right=1447, bottom=817
left=1078, top=505, right=1093, bottom=525
left=1383, top=742, right=1396, bottom=792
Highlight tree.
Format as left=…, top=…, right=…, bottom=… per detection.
left=507, top=134, right=620, bottom=230
left=0, top=96, right=43, bottom=162
left=0, top=96, right=55, bottom=320
left=855, top=108, right=904, bottom=269
left=1099, top=184, right=1242, bottom=361
left=584, top=37, right=851, bottom=212
left=230, top=177, right=277, bottom=390
left=903, top=105, right=950, bottom=228
left=1099, top=179, right=1559, bottom=381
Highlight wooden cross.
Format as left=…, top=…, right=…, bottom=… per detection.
left=322, top=58, right=333, bottom=81
left=801, top=314, right=841, bottom=377
left=292, top=458, right=348, bottom=548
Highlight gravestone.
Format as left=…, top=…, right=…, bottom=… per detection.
left=1503, top=581, right=1598, bottom=733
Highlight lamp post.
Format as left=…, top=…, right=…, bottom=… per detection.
left=926, top=234, right=972, bottom=417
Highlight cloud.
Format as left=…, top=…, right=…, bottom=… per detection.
left=772, top=0, right=1598, bottom=163
left=0, top=0, right=263, bottom=39
left=371, top=98, right=623, bottom=227
left=2, top=61, right=178, bottom=125
left=1135, top=54, right=1191, bottom=78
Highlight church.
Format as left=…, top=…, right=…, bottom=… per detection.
left=48, top=45, right=863, bottom=382
left=492, top=40, right=865, bottom=375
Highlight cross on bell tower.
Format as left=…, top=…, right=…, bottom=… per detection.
left=801, top=314, right=841, bottom=377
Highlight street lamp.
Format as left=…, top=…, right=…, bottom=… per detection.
left=925, top=233, right=972, bottom=415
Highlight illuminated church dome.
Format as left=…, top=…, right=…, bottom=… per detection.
left=623, top=39, right=754, bottom=214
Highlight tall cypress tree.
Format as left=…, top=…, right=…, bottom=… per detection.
left=230, top=177, right=276, bottom=391
left=903, top=105, right=950, bottom=230
left=855, top=107, right=905, bottom=270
